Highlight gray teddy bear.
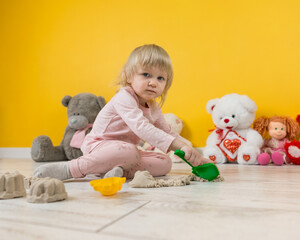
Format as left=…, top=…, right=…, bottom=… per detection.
left=31, top=93, right=106, bottom=162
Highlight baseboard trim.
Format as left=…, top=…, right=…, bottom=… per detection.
left=0, top=148, right=31, bottom=159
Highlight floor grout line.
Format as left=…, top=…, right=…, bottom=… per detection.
left=95, top=200, right=151, bottom=233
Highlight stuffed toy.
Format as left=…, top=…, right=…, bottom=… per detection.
left=253, top=116, right=300, bottom=166
left=31, top=93, right=106, bottom=162
left=138, top=113, right=192, bottom=163
left=283, top=115, right=300, bottom=165
left=202, top=94, right=263, bottom=164
left=285, top=141, right=300, bottom=165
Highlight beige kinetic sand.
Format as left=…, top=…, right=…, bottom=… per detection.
left=0, top=171, right=26, bottom=199
left=25, top=176, right=68, bottom=203
left=129, top=171, right=190, bottom=188
left=129, top=171, right=224, bottom=188
left=189, top=174, right=224, bottom=182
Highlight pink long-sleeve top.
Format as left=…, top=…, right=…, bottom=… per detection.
left=81, top=86, right=180, bottom=154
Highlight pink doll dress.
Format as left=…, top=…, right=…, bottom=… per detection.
left=262, top=138, right=289, bottom=163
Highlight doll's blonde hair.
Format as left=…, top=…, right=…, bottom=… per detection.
left=117, top=44, right=173, bottom=106
left=253, top=116, right=300, bottom=140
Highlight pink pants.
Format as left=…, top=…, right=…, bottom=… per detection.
left=69, top=140, right=172, bottom=179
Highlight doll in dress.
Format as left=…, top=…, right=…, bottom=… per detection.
left=253, top=116, right=300, bottom=166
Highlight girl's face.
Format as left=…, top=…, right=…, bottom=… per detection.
left=127, top=66, right=167, bottom=107
left=268, top=121, right=287, bottom=140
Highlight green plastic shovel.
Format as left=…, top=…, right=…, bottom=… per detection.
left=174, top=149, right=220, bottom=181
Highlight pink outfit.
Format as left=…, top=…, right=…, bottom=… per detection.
left=69, top=86, right=181, bottom=178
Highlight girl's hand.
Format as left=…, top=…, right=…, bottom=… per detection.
left=180, top=145, right=215, bottom=166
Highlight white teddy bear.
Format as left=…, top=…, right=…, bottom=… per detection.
left=203, top=94, right=263, bottom=164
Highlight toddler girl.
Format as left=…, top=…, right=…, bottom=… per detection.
left=34, top=44, right=213, bottom=180
left=253, top=116, right=300, bottom=165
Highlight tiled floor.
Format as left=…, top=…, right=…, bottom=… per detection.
left=1, top=158, right=300, bottom=240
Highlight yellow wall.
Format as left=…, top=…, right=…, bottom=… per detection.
left=1, top=0, right=299, bottom=148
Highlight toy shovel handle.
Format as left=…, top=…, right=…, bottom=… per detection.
left=174, top=150, right=194, bottom=168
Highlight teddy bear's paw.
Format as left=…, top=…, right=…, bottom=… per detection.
left=66, top=147, right=83, bottom=160
left=237, top=154, right=257, bottom=165
left=31, top=135, right=54, bottom=161
left=237, top=145, right=259, bottom=164
left=203, top=147, right=226, bottom=164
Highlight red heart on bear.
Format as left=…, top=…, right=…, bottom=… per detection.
left=224, top=139, right=241, bottom=154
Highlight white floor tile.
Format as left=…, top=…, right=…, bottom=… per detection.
left=1, top=158, right=300, bottom=240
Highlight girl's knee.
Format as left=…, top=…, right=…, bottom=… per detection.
left=150, top=154, right=172, bottom=177
left=116, top=142, right=140, bottom=170
left=120, top=142, right=140, bottom=159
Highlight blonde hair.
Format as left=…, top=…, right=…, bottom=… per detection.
left=117, top=44, right=173, bottom=106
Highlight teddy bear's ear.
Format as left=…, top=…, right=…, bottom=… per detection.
left=61, top=95, right=72, bottom=107
left=206, top=98, right=219, bottom=114
left=97, top=96, right=106, bottom=109
left=239, top=95, right=257, bottom=113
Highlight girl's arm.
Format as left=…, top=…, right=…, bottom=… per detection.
left=169, top=138, right=214, bottom=166
left=153, top=108, right=212, bottom=165
left=153, top=109, right=192, bottom=146
left=113, top=90, right=175, bottom=153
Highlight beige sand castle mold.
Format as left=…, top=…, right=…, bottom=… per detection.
left=0, top=171, right=26, bottom=199
left=26, top=177, right=68, bottom=203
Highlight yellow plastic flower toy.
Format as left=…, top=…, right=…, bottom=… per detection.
left=90, top=177, right=126, bottom=196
